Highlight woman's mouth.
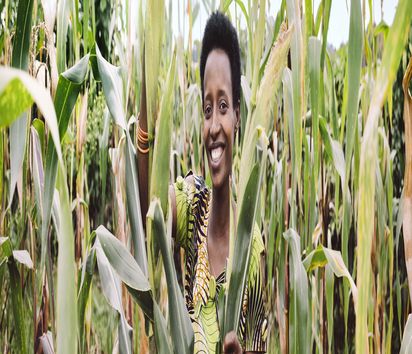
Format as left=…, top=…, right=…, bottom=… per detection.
left=211, top=146, right=224, bottom=162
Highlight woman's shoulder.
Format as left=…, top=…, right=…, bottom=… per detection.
left=175, top=171, right=208, bottom=194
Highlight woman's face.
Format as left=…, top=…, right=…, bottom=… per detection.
left=203, top=49, right=239, bottom=191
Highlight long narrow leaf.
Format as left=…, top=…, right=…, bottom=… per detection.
left=147, top=199, right=194, bottom=353
left=55, top=163, right=77, bottom=354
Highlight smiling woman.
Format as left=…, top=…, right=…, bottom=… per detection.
left=139, top=11, right=267, bottom=354
left=2, top=0, right=412, bottom=352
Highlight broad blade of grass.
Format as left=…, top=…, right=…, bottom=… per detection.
left=343, top=0, right=363, bottom=172
left=78, top=247, right=96, bottom=350
left=56, top=0, right=70, bottom=72
left=95, top=45, right=127, bottom=130
left=150, top=48, right=176, bottom=212
left=286, top=0, right=304, bottom=230
left=55, top=162, right=77, bottom=354
left=303, top=245, right=358, bottom=306
left=95, top=225, right=153, bottom=320
left=283, top=229, right=309, bottom=354
left=144, top=0, right=164, bottom=134
left=95, top=239, right=133, bottom=354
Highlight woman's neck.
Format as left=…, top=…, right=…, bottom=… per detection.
left=209, top=179, right=230, bottom=241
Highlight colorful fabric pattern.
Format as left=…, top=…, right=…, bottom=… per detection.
left=174, top=172, right=267, bottom=353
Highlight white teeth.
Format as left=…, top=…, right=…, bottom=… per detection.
left=211, top=147, right=223, bottom=162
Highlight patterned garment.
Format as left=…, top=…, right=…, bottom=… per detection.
left=174, top=172, right=267, bottom=353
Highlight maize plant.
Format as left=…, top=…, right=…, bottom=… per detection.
left=0, top=0, right=412, bottom=353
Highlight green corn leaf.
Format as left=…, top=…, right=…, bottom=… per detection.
left=95, top=45, right=148, bottom=276
left=225, top=132, right=267, bottom=336
left=308, top=37, right=321, bottom=180
left=78, top=247, right=96, bottom=350
left=319, top=116, right=346, bottom=188
left=41, top=54, right=89, bottom=284
left=150, top=48, right=176, bottom=212
left=147, top=199, right=194, bottom=354
left=153, top=302, right=173, bottom=353
left=11, top=0, right=34, bottom=70
left=55, top=162, right=77, bottom=354
left=0, top=67, right=63, bottom=208
left=144, top=0, right=164, bottom=134
left=125, top=135, right=148, bottom=276
left=286, top=0, right=304, bottom=230
left=8, top=260, right=28, bottom=354
left=95, top=225, right=153, bottom=320
left=284, top=229, right=309, bottom=354
left=95, top=45, right=127, bottom=130
left=249, top=0, right=265, bottom=106
left=56, top=0, right=70, bottom=72
left=303, top=245, right=358, bottom=307
left=344, top=0, right=363, bottom=177
left=30, top=127, right=44, bottom=226
left=0, top=237, right=12, bottom=259
left=94, top=238, right=133, bottom=354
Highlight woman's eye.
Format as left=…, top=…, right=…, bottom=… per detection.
left=204, top=105, right=212, bottom=118
left=219, top=101, right=228, bottom=111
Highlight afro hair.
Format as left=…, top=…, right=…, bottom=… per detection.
left=200, top=11, right=241, bottom=108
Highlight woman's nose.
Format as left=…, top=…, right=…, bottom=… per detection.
left=210, top=110, right=220, bottom=140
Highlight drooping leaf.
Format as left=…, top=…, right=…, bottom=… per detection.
left=0, top=67, right=63, bottom=209
left=95, top=45, right=127, bottom=130
left=95, top=225, right=153, bottom=320
left=95, top=239, right=132, bottom=354
left=303, top=245, right=358, bottom=307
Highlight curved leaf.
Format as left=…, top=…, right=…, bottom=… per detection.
left=95, top=226, right=153, bottom=320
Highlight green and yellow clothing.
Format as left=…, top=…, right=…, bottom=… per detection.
left=174, top=172, right=267, bottom=353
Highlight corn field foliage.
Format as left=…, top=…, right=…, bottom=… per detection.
left=0, top=0, right=412, bottom=353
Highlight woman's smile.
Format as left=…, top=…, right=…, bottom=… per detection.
left=209, top=142, right=225, bottom=164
